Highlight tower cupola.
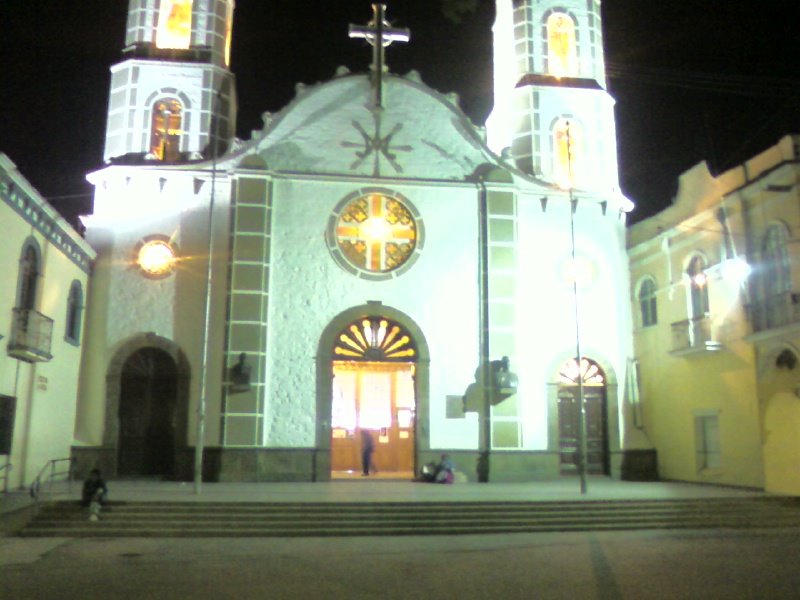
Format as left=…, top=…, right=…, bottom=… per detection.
left=103, top=0, right=237, bottom=164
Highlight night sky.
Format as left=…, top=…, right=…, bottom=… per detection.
left=1, top=0, right=798, bottom=227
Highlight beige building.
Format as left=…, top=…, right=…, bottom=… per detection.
left=628, top=135, right=800, bottom=495
left=0, top=154, right=95, bottom=490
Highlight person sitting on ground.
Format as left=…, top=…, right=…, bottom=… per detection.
left=419, top=454, right=455, bottom=484
left=81, top=468, right=108, bottom=522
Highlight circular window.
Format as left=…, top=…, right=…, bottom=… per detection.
left=134, top=235, right=178, bottom=279
left=327, top=188, right=424, bottom=280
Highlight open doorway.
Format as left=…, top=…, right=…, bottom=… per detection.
left=329, top=317, right=417, bottom=479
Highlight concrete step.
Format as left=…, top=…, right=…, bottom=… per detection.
left=19, top=497, right=800, bottom=538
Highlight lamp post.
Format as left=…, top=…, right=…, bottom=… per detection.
left=194, top=93, right=222, bottom=494
left=565, top=123, right=589, bottom=495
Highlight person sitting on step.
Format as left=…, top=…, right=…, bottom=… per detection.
left=81, top=468, right=108, bottom=522
left=419, top=454, right=455, bottom=484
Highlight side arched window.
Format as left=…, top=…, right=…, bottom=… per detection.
left=545, top=12, right=578, bottom=77
left=17, top=241, right=40, bottom=311
left=687, top=255, right=710, bottom=319
left=65, top=281, right=84, bottom=344
left=150, top=98, right=183, bottom=161
left=638, top=278, right=658, bottom=327
left=762, top=224, right=791, bottom=298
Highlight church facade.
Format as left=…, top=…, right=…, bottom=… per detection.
left=73, top=0, right=653, bottom=483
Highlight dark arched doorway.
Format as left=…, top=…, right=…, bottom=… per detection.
left=118, top=347, right=178, bottom=477
left=556, top=357, right=610, bottom=475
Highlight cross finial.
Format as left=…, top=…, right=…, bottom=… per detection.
left=349, top=4, right=410, bottom=109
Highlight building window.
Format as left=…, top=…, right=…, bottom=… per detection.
left=17, top=241, right=40, bottom=310
left=65, top=281, right=83, bottom=345
left=545, top=12, right=578, bottom=77
left=763, top=224, right=791, bottom=298
left=687, top=255, right=709, bottom=319
left=150, top=99, right=183, bottom=161
left=156, top=0, right=193, bottom=50
left=695, top=413, right=721, bottom=470
left=638, top=278, right=658, bottom=327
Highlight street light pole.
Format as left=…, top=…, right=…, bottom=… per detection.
left=194, top=95, right=221, bottom=494
left=566, top=123, right=589, bottom=495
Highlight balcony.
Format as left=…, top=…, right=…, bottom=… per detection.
left=7, top=308, right=53, bottom=362
left=670, top=315, right=721, bottom=356
left=746, top=291, right=800, bottom=333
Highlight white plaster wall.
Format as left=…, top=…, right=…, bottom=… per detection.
left=80, top=167, right=232, bottom=447
left=265, top=178, right=481, bottom=449
left=516, top=192, right=634, bottom=450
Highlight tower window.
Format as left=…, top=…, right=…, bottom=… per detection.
left=553, top=118, right=582, bottom=188
left=150, top=99, right=183, bottom=161
left=156, top=0, right=193, bottom=50
left=546, top=12, right=578, bottom=77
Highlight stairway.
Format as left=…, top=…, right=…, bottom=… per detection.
left=18, top=497, right=800, bottom=538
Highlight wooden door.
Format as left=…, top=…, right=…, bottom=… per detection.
left=118, top=348, right=177, bottom=477
left=558, top=387, right=608, bottom=475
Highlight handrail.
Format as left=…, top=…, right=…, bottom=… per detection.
left=29, top=457, right=74, bottom=505
left=0, top=460, right=11, bottom=494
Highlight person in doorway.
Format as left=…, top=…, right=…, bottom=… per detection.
left=81, top=468, right=108, bottom=522
left=360, top=429, right=377, bottom=476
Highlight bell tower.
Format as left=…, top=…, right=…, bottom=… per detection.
left=487, top=0, right=619, bottom=193
left=103, top=0, right=237, bottom=163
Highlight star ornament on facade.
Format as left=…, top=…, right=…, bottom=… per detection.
left=341, top=115, right=412, bottom=175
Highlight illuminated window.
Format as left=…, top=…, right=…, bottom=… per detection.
left=328, top=189, right=423, bottom=280
left=639, top=278, right=658, bottom=327
left=334, top=318, right=417, bottom=362
left=65, top=281, right=83, bottom=344
left=134, top=235, right=178, bottom=279
left=687, top=255, right=709, bottom=319
left=224, top=1, right=234, bottom=66
left=558, top=357, right=605, bottom=386
left=546, top=12, right=578, bottom=77
left=553, top=118, right=582, bottom=188
left=150, top=99, right=183, bottom=161
left=156, top=0, right=193, bottom=50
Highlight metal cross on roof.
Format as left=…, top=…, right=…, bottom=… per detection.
left=349, top=4, right=410, bottom=109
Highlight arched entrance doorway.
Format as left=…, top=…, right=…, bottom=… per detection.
left=118, top=347, right=178, bottom=477
left=556, top=357, right=609, bottom=475
left=329, top=316, right=418, bottom=479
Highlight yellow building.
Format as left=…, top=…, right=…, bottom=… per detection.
left=0, top=154, right=95, bottom=490
left=628, top=135, right=800, bottom=494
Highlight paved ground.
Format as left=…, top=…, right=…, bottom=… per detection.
left=2, top=528, right=799, bottom=599
left=1, top=480, right=797, bottom=599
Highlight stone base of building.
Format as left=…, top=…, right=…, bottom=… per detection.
left=611, top=449, right=659, bottom=481
left=71, top=446, right=659, bottom=483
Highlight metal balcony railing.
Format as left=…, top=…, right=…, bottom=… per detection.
left=7, top=307, right=54, bottom=362
left=670, top=315, right=721, bottom=355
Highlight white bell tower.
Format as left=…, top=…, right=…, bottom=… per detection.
left=103, top=0, right=237, bottom=163
left=487, top=0, right=620, bottom=193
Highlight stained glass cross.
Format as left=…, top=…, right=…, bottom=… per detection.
left=349, top=4, right=410, bottom=109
